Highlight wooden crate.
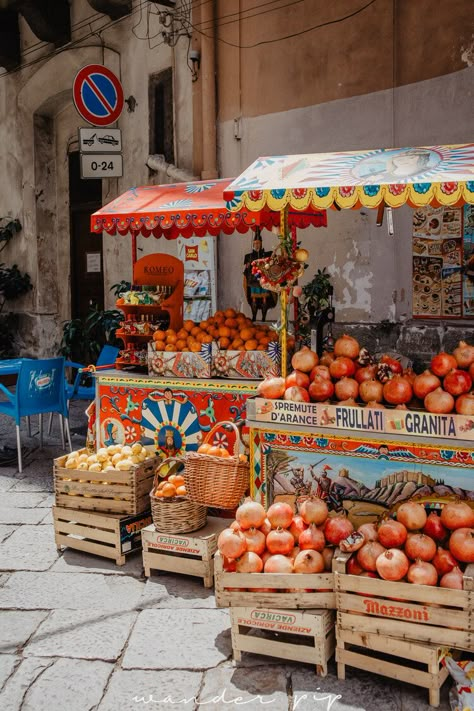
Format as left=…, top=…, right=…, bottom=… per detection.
left=334, top=551, right=474, bottom=651
left=336, top=627, right=453, bottom=708
left=215, top=552, right=335, bottom=609
left=54, top=506, right=152, bottom=565
left=230, top=606, right=335, bottom=676
left=54, top=449, right=158, bottom=515
left=142, top=517, right=229, bottom=587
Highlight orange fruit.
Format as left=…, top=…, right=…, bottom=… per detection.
left=168, top=474, right=177, bottom=482
left=208, top=445, right=222, bottom=457
left=268, top=331, right=279, bottom=342
left=259, top=337, right=270, bottom=347
left=218, top=326, right=231, bottom=338
left=173, top=475, right=185, bottom=487
left=199, top=320, right=209, bottom=331
left=184, top=320, right=195, bottom=332
left=182, top=347, right=189, bottom=352
left=257, top=344, right=266, bottom=351
left=219, top=449, right=230, bottom=458
left=213, top=311, right=224, bottom=320
left=240, top=327, right=255, bottom=342
left=219, top=337, right=230, bottom=349
left=154, top=341, right=166, bottom=351
left=176, top=339, right=187, bottom=350
left=231, top=338, right=244, bottom=349
left=190, top=342, right=201, bottom=352
left=165, top=329, right=176, bottom=337
left=224, top=318, right=238, bottom=328
left=198, top=443, right=211, bottom=453
left=224, top=308, right=237, bottom=318
left=245, top=339, right=258, bottom=351
left=177, top=329, right=188, bottom=339
left=165, top=344, right=175, bottom=351
left=176, top=485, right=187, bottom=496
left=166, top=334, right=177, bottom=344
left=153, top=330, right=166, bottom=341
left=154, top=490, right=165, bottom=497
left=239, top=454, right=248, bottom=463
left=162, top=483, right=177, bottom=497
left=201, top=334, right=213, bottom=344
left=191, top=326, right=202, bottom=337
left=157, top=481, right=166, bottom=490
left=208, top=327, right=219, bottom=338
left=196, top=332, right=206, bottom=343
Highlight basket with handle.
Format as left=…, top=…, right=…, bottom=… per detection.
left=184, top=421, right=249, bottom=509
left=150, top=457, right=207, bottom=534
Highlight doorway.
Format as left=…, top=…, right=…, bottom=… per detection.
left=69, top=151, right=103, bottom=320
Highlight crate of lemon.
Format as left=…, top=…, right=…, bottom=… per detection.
left=54, top=444, right=158, bottom=515
left=150, top=457, right=207, bottom=534
left=147, top=308, right=282, bottom=379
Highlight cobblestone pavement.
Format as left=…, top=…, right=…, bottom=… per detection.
left=0, top=403, right=451, bottom=711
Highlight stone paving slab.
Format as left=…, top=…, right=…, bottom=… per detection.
left=0, top=474, right=17, bottom=492
left=0, top=573, right=10, bottom=587
left=2, top=658, right=113, bottom=711
left=0, top=654, right=18, bottom=691
left=0, top=524, right=17, bottom=543
left=199, top=663, right=289, bottom=710
left=36, top=493, right=55, bottom=507
left=122, top=608, right=231, bottom=670
left=50, top=548, right=144, bottom=577
left=0, top=525, right=58, bottom=572
left=0, top=571, right=145, bottom=611
left=25, top=609, right=138, bottom=661
left=139, top=575, right=216, bottom=609
left=0, top=611, right=49, bottom=653
left=39, top=510, right=53, bottom=524
left=0, top=507, right=46, bottom=525
left=10, top=476, right=54, bottom=493
left=98, top=669, right=203, bottom=711
left=0, top=492, right=49, bottom=508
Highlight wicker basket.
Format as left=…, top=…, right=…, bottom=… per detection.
left=150, top=457, right=207, bottom=534
left=184, top=422, right=249, bottom=509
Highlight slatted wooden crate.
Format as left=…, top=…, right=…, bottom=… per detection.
left=334, top=551, right=474, bottom=651
left=53, top=506, right=152, bottom=566
left=54, top=449, right=158, bottom=515
left=230, top=606, right=335, bottom=676
left=336, top=627, right=453, bottom=708
left=142, top=517, right=228, bottom=588
left=215, top=552, right=335, bottom=609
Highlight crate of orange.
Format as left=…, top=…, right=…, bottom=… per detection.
left=184, top=421, right=249, bottom=509
left=150, top=457, right=207, bottom=534
left=147, top=322, right=213, bottom=378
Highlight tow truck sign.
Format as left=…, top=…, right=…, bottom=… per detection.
left=79, top=127, right=122, bottom=153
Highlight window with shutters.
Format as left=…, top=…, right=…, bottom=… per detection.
left=149, top=68, right=174, bottom=164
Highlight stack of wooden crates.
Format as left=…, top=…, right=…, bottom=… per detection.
left=53, top=449, right=157, bottom=565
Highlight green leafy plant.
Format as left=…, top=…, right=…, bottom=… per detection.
left=0, top=224, right=33, bottom=357
left=60, top=299, right=123, bottom=364
left=302, top=268, right=332, bottom=315
left=0, top=218, right=22, bottom=254
left=111, top=280, right=131, bottom=297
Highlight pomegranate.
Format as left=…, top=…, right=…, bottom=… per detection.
left=335, top=377, right=359, bottom=401
left=407, top=560, right=438, bottom=586
left=396, top=501, right=427, bottom=531
left=286, top=370, right=310, bottom=389
left=293, top=550, right=325, bottom=574
left=377, top=520, right=407, bottom=548
left=267, top=502, right=294, bottom=529
left=257, top=376, right=286, bottom=400
left=299, top=497, right=328, bottom=526
left=453, top=340, right=474, bottom=369
left=320, top=351, right=335, bottom=367
left=432, top=547, right=457, bottom=576
left=358, top=522, right=379, bottom=542
left=424, top=387, right=454, bottom=414
left=444, top=368, right=472, bottom=396
left=440, top=501, right=474, bottom=530
left=413, top=370, right=441, bottom=400
left=422, top=512, right=448, bottom=542
left=357, top=541, right=386, bottom=572
left=324, top=515, right=354, bottom=546
left=329, top=356, right=356, bottom=379
left=236, top=499, right=266, bottom=530
left=217, top=528, right=247, bottom=559
left=440, top=566, right=464, bottom=589
left=405, top=533, right=436, bottom=561
left=261, top=550, right=272, bottom=566
left=266, top=528, right=294, bottom=556
left=430, top=352, right=457, bottom=377
left=334, top=334, right=360, bottom=360
left=264, top=554, right=293, bottom=574
left=395, top=403, right=408, bottom=410
left=365, top=401, right=386, bottom=409
left=259, top=518, right=272, bottom=536
left=284, top=386, right=310, bottom=403
left=309, top=365, right=331, bottom=382
left=380, top=354, right=403, bottom=375
left=403, top=367, right=417, bottom=385
left=322, top=546, right=335, bottom=571
left=242, top=527, right=266, bottom=555
left=230, top=521, right=242, bottom=532
left=449, top=527, right=474, bottom=563
left=338, top=398, right=358, bottom=406
left=288, top=546, right=300, bottom=561
left=376, top=549, right=410, bottom=581
left=299, top=524, right=326, bottom=552
left=288, top=515, right=307, bottom=542
left=222, top=555, right=237, bottom=572
left=308, top=376, right=334, bottom=402
left=291, top=346, right=318, bottom=373
left=383, top=375, right=413, bottom=405
left=359, top=379, right=384, bottom=403
left=347, top=556, right=364, bottom=575
left=235, top=551, right=263, bottom=573
left=355, top=364, right=377, bottom=384
left=470, top=362, right=474, bottom=381
left=455, top=391, right=474, bottom=415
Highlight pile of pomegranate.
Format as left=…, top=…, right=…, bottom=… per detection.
left=217, top=497, right=354, bottom=586
left=341, top=499, right=474, bottom=588
left=257, top=335, right=474, bottom=415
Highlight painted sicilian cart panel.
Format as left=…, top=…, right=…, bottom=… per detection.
left=250, top=427, right=474, bottom=527
left=96, top=375, right=256, bottom=456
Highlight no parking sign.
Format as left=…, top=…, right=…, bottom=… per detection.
left=73, top=64, right=124, bottom=127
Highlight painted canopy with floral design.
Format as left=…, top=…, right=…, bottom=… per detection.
left=91, top=178, right=327, bottom=238
left=223, top=145, right=474, bottom=212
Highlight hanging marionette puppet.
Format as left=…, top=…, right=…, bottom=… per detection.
left=242, top=227, right=278, bottom=321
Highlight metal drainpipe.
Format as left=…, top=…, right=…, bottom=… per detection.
left=200, top=0, right=218, bottom=179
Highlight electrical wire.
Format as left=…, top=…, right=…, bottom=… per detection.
left=193, top=0, right=304, bottom=32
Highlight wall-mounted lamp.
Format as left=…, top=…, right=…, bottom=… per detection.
left=125, top=96, right=137, bottom=113
left=189, top=48, right=200, bottom=82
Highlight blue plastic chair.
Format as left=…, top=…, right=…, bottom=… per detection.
left=65, top=345, right=119, bottom=402
left=0, top=357, right=72, bottom=473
